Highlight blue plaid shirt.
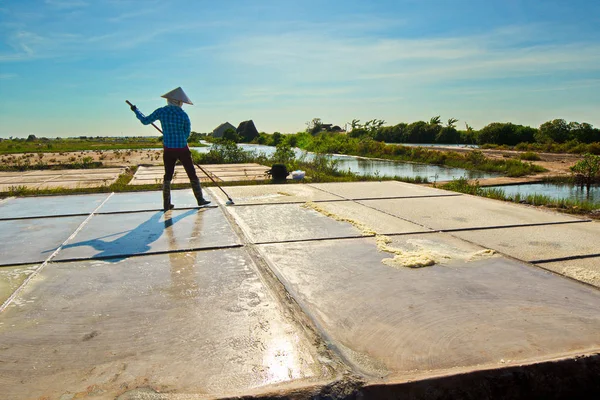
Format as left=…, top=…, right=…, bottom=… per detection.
left=135, top=105, right=191, bottom=148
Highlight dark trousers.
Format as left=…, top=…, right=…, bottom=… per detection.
left=163, top=147, right=199, bottom=182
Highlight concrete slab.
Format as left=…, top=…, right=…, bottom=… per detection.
left=0, top=193, right=110, bottom=219
left=303, top=201, right=433, bottom=235
left=97, top=189, right=209, bottom=213
left=537, top=256, right=600, bottom=288
left=0, top=250, right=335, bottom=399
left=219, top=175, right=270, bottom=182
left=54, top=208, right=241, bottom=261
left=453, top=222, right=600, bottom=262
left=129, top=164, right=271, bottom=186
left=202, top=163, right=265, bottom=169
left=258, top=236, right=600, bottom=379
left=0, top=264, right=37, bottom=306
left=129, top=165, right=215, bottom=185
left=208, top=184, right=343, bottom=205
left=208, top=170, right=269, bottom=177
left=33, top=180, right=115, bottom=189
left=227, top=203, right=364, bottom=243
left=309, top=181, right=457, bottom=200
left=0, top=169, right=124, bottom=192
left=0, top=216, right=87, bottom=266
left=361, top=195, right=583, bottom=231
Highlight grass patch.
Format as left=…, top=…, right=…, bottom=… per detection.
left=0, top=137, right=210, bottom=155
left=519, top=151, right=542, bottom=161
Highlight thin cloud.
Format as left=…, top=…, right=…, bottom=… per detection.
left=44, top=0, right=88, bottom=9
left=108, top=8, right=159, bottom=23
left=215, top=26, right=600, bottom=86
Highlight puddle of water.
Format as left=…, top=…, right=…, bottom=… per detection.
left=0, top=266, right=36, bottom=305
left=487, top=183, right=600, bottom=203
left=191, top=144, right=498, bottom=181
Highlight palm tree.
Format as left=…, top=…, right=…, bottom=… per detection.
left=429, top=116, right=441, bottom=125
left=447, top=118, right=458, bottom=128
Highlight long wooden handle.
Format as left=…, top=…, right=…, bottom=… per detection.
left=125, top=100, right=163, bottom=133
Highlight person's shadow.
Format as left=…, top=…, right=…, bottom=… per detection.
left=58, top=209, right=199, bottom=262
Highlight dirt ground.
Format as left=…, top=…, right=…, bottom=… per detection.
left=0, top=149, right=165, bottom=168
left=430, top=146, right=583, bottom=185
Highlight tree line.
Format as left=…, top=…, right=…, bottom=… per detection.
left=341, top=117, right=600, bottom=146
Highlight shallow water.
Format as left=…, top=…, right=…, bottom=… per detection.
left=394, top=143, right=479, bottom=149
left=191, top=143, right=497, bottom=181
left=487, top=183, right=600, bottom=203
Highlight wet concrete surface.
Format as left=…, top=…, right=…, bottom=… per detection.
left=208, top=183, right=343, bottom=205
left=0, top=251, right=336, bottom=399
left=304, top=201, right=433, bottom=235
left=257, top=236, right=600, bottom=377
left=1, top=182, right=599, bottom=399
left=98, top=189, right=201, bottom=213
left=360, top=194, right=584, bottom=231
left=0, top=193, right=110, bottom=219
left=0, top=264, right=36, bottom=305
left=309, top=181, right=458, bottom=200
left=453, top=222, right=600, bottom=262
left=227, top=203, right=365, bottom=243
left=53, top=208, right=241, bottom=262
left=0, top=216, right=88, bottom=266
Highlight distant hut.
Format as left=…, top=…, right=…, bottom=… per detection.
left=236, top=120, right=259, bottom=142
left=212, top=122, right=236, bottom=138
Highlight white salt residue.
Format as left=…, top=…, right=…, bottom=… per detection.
left=469, top=249, right=496, bottom=260
left=562, top=266, right=600, bottom=287
left=303, top=202, right=496, bottom=269
left=376, top=235, right=437, bottom=268
left=302, top=202, right=376, bottom=236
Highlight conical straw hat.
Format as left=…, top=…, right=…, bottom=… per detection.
left=161, top=87, right=193, bottom=105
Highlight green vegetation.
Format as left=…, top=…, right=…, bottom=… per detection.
left=293, top=116, right=599, bottom=151
left=0, top=136, right=162, bottom=154
left=0, top=153, right=103, bottom=171
left=519, top=151, right=542, bottom=161
left=239, top=116, right=600, bottom=155
left=439, top=177, right=599, bottom=217
left=0, top=136, right=208, bottom=155
left=191, top=142, right=429, bottom=184
left=248, top=132, right=544, bottom=177
left=570, top=153, right=600, bottom=189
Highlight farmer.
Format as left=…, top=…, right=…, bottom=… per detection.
left=129, top=87, right=210, bottom=210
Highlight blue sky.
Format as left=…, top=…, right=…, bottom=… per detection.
left=1, top=0, right=599, bottom=137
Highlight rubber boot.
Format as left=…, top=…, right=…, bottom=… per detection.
left=191, top=180, right=211, bottom=206
left=162, top=180, right=174, bottom=211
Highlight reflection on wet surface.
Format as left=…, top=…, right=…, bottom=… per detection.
left=53, top=208, right=240, bottom=261
left=0, top=250, right=330, bottom=399
left=59, top=209, right=197, bottom=262
left=2, top=185, right=600, bottom=399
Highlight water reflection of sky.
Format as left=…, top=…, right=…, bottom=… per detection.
left=487, top=183, right=600, bottom=203
left=191, top=143, right=497, bottom=181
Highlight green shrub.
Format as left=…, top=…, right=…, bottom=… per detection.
left=519, top=151, right=541, bottom=161
left=440, top=177, right=481, bottom=195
